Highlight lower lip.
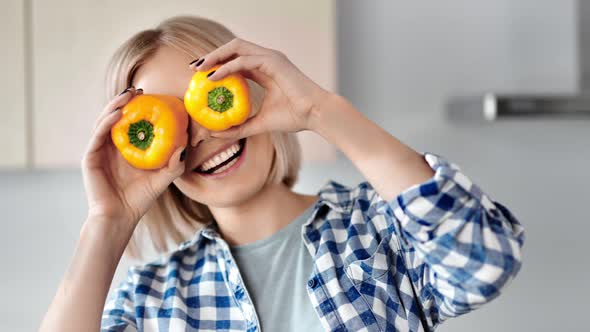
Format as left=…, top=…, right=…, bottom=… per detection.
left=197, top=140, right=247, bottom=179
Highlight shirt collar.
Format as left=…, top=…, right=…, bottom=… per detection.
left=174, top=224, right=216, bottom=252
left=313, top=179, right=355, bottom=214
left=174, top=179, right=354, bottom=252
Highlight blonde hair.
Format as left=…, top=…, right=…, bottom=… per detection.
left=105, top=16, right=302, bottom=259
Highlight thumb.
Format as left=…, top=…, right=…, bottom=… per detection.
left=152, top=146, right=187, bottom=190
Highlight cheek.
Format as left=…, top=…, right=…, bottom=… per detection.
left=249, top=135, right=275, bottom=178
left=227, top=134, right=275, bottom=198
left=173, top=134, right=275, bottom=207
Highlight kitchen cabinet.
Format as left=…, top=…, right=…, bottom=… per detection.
left=0, top=0, right=27, bottom=168
left=32, top=0, right=337, bottom=167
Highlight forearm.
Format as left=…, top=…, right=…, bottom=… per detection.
left=309, top=93, right=434, bottom=201
left=40, top=217, right=134, bottom=332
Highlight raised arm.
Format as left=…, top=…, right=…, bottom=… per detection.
left=192, top=37, right=525, bottom=327
left=40, top=88, right=187, bottom=331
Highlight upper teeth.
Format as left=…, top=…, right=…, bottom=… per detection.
left=200, top=142, right=240, bottom=171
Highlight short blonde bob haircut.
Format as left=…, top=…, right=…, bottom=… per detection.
left=105, top=16, right=302, bottom=259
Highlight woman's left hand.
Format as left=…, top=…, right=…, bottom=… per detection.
left=191, top=38, right=330, bottom=138
left=194, top=39, right=436, bottom=204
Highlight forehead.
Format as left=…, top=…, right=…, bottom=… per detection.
left=132, top=45, right=195, bottom=98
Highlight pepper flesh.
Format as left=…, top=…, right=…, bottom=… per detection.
left=111, top=94, right=188, bottom=170
left=184, top=65, right=251, bottom=131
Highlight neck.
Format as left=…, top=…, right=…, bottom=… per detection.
left=208, top=182, right=318, bottom=246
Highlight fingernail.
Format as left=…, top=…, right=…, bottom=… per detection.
left=136, top=88, right=143, bottom=94
left=180, top=148, right=187, bottom=162
left=118, top=87, right=133, bottom=96
left=207, top=70, right=216, bottom=79
left=189, top=58, right=200, bottom=66
left=195, top=58, right=205, bottom=67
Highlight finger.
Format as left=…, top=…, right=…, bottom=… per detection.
left=210, top=115, right=267, bottom=140
left=192, top=38, right=271, bottom=72
left=241, top=70, right=275, bottom=89
left=206, top=55, right=273, bottom=88
left=93, top=86, right=137, bottom=130
left=208, top=53, right=297, bottom=96
left=85, top=108, right=123, bottom=155
left=103, top=86, right=136, bottom=115
left=190, top=54, right=238, bottom=72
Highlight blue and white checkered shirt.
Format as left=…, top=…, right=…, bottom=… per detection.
left=101, top=152, right=525, bottom=331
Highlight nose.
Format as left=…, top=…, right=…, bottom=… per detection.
left=188, top=118, right=211, bottom=147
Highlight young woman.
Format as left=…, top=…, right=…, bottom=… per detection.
left=40, top=16, right=525, bottom=332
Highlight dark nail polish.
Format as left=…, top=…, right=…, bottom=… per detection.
left=180, top=149, right=187, bottom=162
left=207, top=70, right=216, bottom=78
left=136, top=88, right=143, bottom=93
left=118, top=87, right=132, bottom=96
left=189, top=58, right=200, bottom=66
left=195, top=58, right=205, bottom=67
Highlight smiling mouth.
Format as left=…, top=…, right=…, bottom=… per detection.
left=193, top=138, right=246, bottom=174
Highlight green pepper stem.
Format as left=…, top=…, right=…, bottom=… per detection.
left=207, top=86, right=234, bottom=113
left=128, top=120, right=154, bottom=150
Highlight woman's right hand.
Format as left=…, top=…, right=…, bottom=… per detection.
left=82, top=87, right=187, bottom=229
left=40, top=86, right=187, bottom=332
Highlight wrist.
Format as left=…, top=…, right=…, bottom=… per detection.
left=307, top=92, right=355, bottom=135
left=81, top=216, right=136, bottom=252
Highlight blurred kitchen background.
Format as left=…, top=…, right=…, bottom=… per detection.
left=1, top=0, right=589, bottom=331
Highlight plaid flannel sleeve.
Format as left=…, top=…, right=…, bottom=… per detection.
left=375, top=152, right=525, bottom=328
left=101, top=267, right=139, bottom=332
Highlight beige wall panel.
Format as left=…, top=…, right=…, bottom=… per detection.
left=0, top=0, right=27, bottom=168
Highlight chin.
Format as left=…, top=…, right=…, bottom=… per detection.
left=203, top=179, right=267, bottom=208
left=174, top=134, right=274, bottom=208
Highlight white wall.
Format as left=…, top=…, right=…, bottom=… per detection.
left=1, top=1, right=589, bottom=331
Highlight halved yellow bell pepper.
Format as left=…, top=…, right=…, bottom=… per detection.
left=184, top=64, right=251, bottom=131
left=111, top=94, right=188, bottom=169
